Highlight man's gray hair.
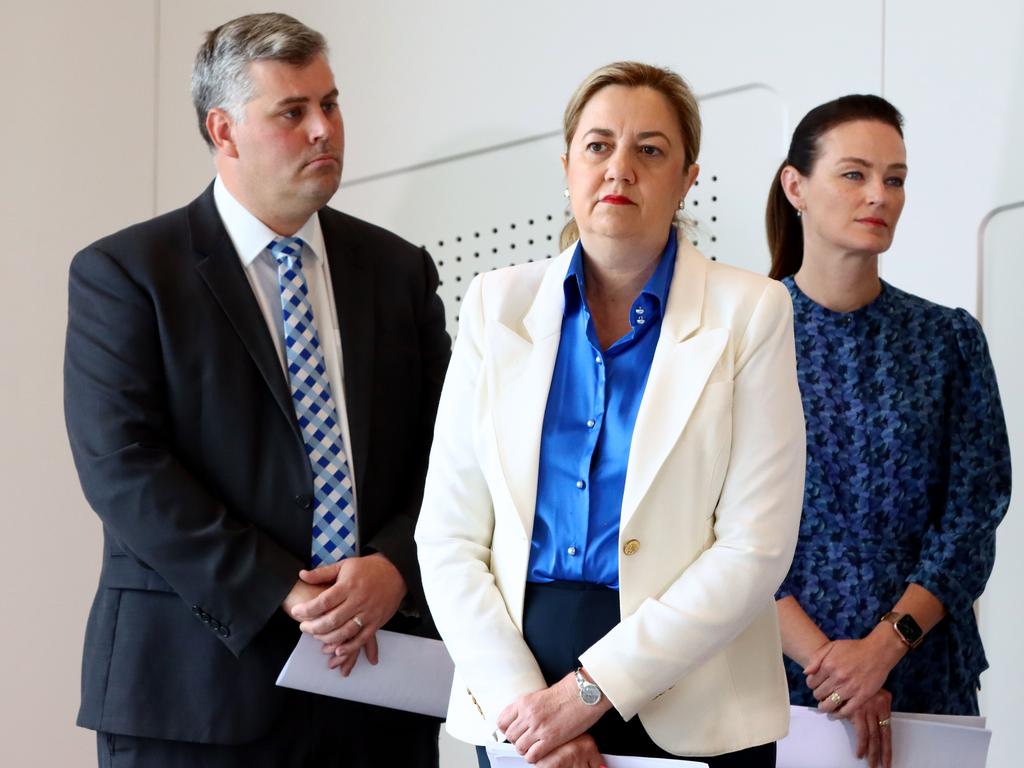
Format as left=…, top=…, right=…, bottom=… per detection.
left=191, top=12, right=328, bottom=149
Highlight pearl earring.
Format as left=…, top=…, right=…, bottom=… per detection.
left=563, top=188, right=570, bottom=199
left=679, top=199, right=685, bottom=210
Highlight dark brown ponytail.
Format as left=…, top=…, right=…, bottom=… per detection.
left=766, top=94, right=905, bottom=280
left=766, top=160, right=803, bottom=279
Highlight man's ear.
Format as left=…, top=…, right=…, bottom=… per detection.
left=206, top=108, right=239, bottom=159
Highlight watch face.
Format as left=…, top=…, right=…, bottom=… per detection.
left=896, top=614, right=923, bottom=645
left=580, top=684, right=601, bottom=706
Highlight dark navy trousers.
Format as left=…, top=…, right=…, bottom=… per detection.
left=477, top=581, right=775, bottom=768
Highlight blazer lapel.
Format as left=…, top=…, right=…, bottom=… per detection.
left=620, top=242, right=727, bottom=529
left=189, top=185, right=301, bottom=442
left=489, top=251, right=571, bottom=537
left=320, top=210, right=374, bottom=495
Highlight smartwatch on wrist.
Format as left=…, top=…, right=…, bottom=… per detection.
left=574, top=668, right=602, bottom=706
left=879, top=611, right=924, bottom=650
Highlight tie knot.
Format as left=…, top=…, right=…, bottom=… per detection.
left=269, top=236, right=306, bottom=268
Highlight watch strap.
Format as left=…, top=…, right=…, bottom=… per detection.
left=880, top=611, right=924, bottom=650
left=574, top=667, right=602, bottom=705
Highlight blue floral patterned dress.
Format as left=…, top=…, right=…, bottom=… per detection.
left=777, top=277, right=1012, bottom=715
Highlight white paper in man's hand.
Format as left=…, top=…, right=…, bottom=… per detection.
left=276, top=630, right=454, bottom=717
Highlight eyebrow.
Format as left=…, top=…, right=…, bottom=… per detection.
left=837, top=156, right=908, bottom=171
left=274, top=88, right=339, bottom=108
left=582, top=128, right=673, bottom=144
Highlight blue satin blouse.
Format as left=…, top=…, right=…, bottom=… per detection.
left=527, top=229, right=677, bottom=588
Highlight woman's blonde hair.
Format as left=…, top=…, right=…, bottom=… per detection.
left=559, top=61, right=702, bottom=251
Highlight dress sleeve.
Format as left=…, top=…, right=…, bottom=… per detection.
left=775, top=554, right=801, bottom=601
left=906, top=309, right=1012, bottom=617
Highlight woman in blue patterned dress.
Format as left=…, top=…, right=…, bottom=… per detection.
left=765, top=95, right=1011, bottom=768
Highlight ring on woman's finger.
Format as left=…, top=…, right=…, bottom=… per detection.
left=878, top=718, right=891, bottom=727
left=828, top=691, right=842, bottom=705
left=351, top=615, right=364, bottom=629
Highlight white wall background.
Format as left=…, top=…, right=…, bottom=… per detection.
left=1, top=1, right=1020, bottom=765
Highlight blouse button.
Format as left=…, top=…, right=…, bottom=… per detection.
left=623, top=539, right=640, bottom=556
left=576, top=480, right=586, bottom=490
left=567, top=546, right=577, bottom=556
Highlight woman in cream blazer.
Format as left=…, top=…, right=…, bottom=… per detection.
left=416, top=62, right=805, bottom=768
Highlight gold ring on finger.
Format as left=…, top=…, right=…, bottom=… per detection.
left=352, top=615, right=364, bottom=629
left=828, top=691, right=842, bottom=705
left=879, top=718, right=891, bottom=727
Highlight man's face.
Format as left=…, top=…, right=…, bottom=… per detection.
left=226, top=55, right=344, bottom=232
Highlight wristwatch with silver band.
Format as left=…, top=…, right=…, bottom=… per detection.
left=574, top=667, right=602, bottom=706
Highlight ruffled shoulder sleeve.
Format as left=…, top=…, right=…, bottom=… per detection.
left=951, top=309, right=993, bottom=376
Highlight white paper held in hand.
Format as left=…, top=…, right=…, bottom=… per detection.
left=276, top=630, right=455, bottom=718
left=486, top=743, right=708, bottom=767
left=778, top=705, right=991, bottom=768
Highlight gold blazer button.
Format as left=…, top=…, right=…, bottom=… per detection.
left=623, top=539, right=640, bottom=556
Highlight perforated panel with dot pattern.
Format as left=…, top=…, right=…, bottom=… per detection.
left=429, top=216, right=559, bottom=320
left=334, top=85, right=784, bottom=336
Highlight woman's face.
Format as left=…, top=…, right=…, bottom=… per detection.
left=563, top=85, right=697, bottom=248
left=789, top=119, right=908, bottom=257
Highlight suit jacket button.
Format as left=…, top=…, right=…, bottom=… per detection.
left=622, top=539, right=640, bottom=556
left=295, top=494, right=313, bottom=511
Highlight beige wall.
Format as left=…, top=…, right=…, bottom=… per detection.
left=0, top=2, right=157, bottom=764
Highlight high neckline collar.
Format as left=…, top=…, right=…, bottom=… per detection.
left=783, top=275, right=891, bottom=320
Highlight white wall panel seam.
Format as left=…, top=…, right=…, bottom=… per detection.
left=976, top=200, right=1024, bottom=325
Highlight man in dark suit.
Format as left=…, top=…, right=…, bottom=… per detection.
left=64, top=13, right=450, bottom=767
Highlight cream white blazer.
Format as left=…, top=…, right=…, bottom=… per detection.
left=415, top=236, right=806, bottom=756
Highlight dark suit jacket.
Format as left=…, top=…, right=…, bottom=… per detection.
left=64, top=183, right=450, bottom=744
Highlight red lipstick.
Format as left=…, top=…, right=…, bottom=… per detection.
left=857, top=217, right=887, bottom=227
left=601, top=194, right=634, bottom=205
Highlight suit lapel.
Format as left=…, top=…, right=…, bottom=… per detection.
left=320, top=210, right=374, bottom=495
left=490, top=252, right=570, bottom=537
left=620, top=242, right=727, bottom=529
left=189, top=185, right=301, bottom=442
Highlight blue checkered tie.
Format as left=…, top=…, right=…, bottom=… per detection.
left=270, top=237, right=356, bottom=567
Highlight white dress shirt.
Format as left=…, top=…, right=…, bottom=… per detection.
left=213, top=176, right=359, bottom=529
